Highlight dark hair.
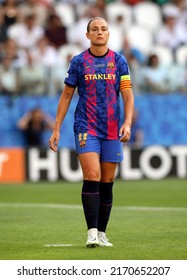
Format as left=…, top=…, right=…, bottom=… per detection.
left=87, top=17, right=107, bottom=32
left=147, top=54, right=158, bottom=66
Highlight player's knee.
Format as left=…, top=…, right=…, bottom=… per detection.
left=100, top=176, right=114, bottom=182
left=84, top=170, right=100, bottom=181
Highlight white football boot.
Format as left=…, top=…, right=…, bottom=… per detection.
left=98, top=231, right=113, bottom=247
left=86, top=228, right=99, bottom=248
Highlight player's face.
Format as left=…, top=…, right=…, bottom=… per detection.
left=86, top=19, right=110, bottom=47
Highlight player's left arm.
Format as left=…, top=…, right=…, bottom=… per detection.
left=119, top=87, right=134, bottom=142
left=118, top=55, right=134, bottom=142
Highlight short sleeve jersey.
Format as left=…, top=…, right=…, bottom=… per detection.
left=64, top=49, right=132, bottom=139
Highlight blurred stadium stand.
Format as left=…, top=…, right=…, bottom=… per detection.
left=0, top=0, right=187, bottom=149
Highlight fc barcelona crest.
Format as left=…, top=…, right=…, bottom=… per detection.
left=107, top=62, right=114, bottom=68
left=80, top=140, right=86, bottom=147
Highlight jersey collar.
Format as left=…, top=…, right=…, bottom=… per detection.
left=88, top=48, right=109, bottom=58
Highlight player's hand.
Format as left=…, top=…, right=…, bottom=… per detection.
left=49, top=130, right=60, bottom=152
left=119, top=124, right=131, bottom=142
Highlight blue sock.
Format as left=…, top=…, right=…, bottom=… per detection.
left=81, top=180, right=100, bottom=230
left=98, top=182, right=113, bottom=232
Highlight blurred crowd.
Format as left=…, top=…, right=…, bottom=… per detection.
left=0, top=0, right=187, bottom=97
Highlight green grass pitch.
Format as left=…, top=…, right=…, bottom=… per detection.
left=0, top=179, right=187, bottom=260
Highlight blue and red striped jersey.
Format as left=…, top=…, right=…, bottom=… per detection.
left=64, top=49, right=132, bottom=139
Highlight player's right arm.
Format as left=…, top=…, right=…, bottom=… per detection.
left=49, top=84, right=75, bottom=152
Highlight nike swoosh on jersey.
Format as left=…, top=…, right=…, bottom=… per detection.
left=85, top=65, right=92, bottom=69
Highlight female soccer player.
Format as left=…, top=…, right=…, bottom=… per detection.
left=49, top=17, right=134, bottom=248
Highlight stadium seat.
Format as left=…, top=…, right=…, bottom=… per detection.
left=133, top=2, right=162, bottom=33
left=58, top=44, right=83, bottom=63
left=66, top=17, right=90, bottom=50
left=148, top=45, right=174, bottom=66
left=75, top=3, right=90, bottom=18
left=175, top=45, right=187, bottom=66
left=108, top=24, right=124, bottom=52
left=106, top=2, right=133, bottom=29
left=125, top=25, right=153, bottom=55
left=54, top=3, right=75, bottom=27
left=7, top=23, right=20, bottom=39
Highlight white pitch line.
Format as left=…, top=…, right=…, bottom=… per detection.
left=44, top=244, right=76, bottom=247
left=0, top=202, right=82, bottom=209
left=0, top=202, right=187, bottom=212
left=116, top=206, right=187, bottom=212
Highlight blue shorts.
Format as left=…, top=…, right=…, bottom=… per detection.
left=75, top=133, right=123, bottom=162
